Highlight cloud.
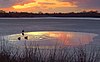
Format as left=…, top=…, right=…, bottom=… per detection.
left=79, top=0, right=100, bottom=9
left=12, top=0, right=77, bottom=9
left=0, top=0, right=35, bottom=8
left=60, top=0, right=100, bottom=8
left=0, top=0, right=100, bottom=9
left=0, top=0, right=100, bottom=12
left=13, top=2, right=38, bottom=9
left=0, top=0, right=17, bottom=8
left=38, top=2, right=55, bottom=5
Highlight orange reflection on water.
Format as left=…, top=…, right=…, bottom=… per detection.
left=45, top=32, right=97, bottom=46
left=4, top=31, right=98, bottom=46
left=47, top=32, right=73, bottom=45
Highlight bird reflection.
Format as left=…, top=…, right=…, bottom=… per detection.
left=18, top=37, right=21, bottom=40
left=24, top=36, right=28, bottom=40
left=22, top=30, right=24, bottom=36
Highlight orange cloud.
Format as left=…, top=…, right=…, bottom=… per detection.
left=13, top=2, right=38, bottom=9
left=12, top=0, right=77, bottom=9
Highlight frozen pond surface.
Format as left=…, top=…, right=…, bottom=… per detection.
left=0, top=17, right=100, bottom=47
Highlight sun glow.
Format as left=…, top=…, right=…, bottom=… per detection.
left=12, top=0, right=77, bottom=9
left=13, top=2, right=39, bottom=9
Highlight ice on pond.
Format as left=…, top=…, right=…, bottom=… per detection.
left=3, top=31, right=98, bottom=48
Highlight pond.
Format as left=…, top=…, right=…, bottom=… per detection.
left=3, top=31, right=98, bottom=49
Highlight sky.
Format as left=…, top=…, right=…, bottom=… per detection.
left=0, top=0, right=100, bottom=13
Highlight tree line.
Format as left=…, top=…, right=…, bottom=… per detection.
left=0, top=10, right=100, bottom=17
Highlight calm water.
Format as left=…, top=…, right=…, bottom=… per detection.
left=3, top=31, right=97, bottom=48
left=0, top=17, right=100, bottom=47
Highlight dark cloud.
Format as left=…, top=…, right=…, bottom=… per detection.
left=78, top=0, right=100, bottom=9
left=0, top=0, right=34, bottom=8
left=60, top=0, right=100, bottom=9
left=0, top=0, right=18, bottom=8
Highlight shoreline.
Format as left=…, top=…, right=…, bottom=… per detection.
left=0, top=17, right=100, bottom=20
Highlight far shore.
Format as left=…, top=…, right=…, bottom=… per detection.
left=0, top=17, right=100, bottom=20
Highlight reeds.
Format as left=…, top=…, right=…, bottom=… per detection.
left=0, top=40, right=100, bottom=62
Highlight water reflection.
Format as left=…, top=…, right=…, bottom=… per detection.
left=4, top=31, right=98, bottom=47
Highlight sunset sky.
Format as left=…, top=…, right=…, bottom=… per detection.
left=0, top=0, right=100, bottom=13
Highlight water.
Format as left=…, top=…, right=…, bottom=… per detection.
left=3, top=31, right=97, bottom=48
left=0, top=17, right=100, bottom=47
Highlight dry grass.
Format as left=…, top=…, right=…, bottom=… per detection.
left=0, top=40, right=100, bottom=62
